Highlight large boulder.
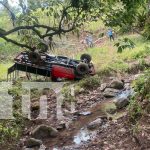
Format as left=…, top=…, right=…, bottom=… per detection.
left=25, top=138, right=42, bottom=148
left=87, top=118, right=103, bottom=130
left=114, top=97, right=129, bottom=109
left=109, top=79, right=124, bottom=89
left=103, top=88, right=120, bottom=98
left=31, top=125, right=58, bottom=139
left=106, top=107, right=117, bottom=114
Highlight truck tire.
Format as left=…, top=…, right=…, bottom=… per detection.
left=76, top=63, right=89, bottom=75
left=80, top=54, right=92, bottom=63
left=51, top=76, right=58, bottom=82
left=28, top=52, right=41, bottom=64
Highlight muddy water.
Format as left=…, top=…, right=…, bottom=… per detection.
left=44, top=101, right=106, bottom=149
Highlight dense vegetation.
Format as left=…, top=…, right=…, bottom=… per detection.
left=0, top=0, right=150, bottom=50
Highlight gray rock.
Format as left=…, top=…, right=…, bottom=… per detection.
left=133, top=74, right=144, bottom=80
left=106, top=108, right=117, bottom=114
left=109, top=77, right=116, bottom=80
left=57, top=121, right=66, bottom=131
left=124, top=83, right=131, bottom=90
left=79, top=88, right=85, bottom=93
left=109, top=79, right=124, bottom=89
left=114, top=97, right=129, bottom=109
left=31, top=102, right=40, bottom=111
left=25, top=138, right=42, bottom=148
left=103, top=88, right=120, bottom=98
left=31, top=125, right=58, bottom=139
left=100, top=83, right=107, bottom=91
left=87, top=118, right=103, bottom=130
left=118, top=128, right=127, bottom=134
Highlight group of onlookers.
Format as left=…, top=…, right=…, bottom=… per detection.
left=83, top=28, right=115, bottom=48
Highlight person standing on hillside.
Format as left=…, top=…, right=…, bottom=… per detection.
left=107, top=28, right=114, bottom=41
left=85, top=34, right=94, bottom=48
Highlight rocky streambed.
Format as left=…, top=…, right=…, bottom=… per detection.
left=21, top=74, right=144, bottom=150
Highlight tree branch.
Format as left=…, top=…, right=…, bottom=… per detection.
left=0, top=1, right=99, bottom=51
left=1, top=25, right=57, bottom=37
left=0, top=33, right=33, bottom=50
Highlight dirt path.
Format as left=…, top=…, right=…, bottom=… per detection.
left=44, top=102, right=107, bottom=149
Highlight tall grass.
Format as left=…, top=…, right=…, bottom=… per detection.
left=85, top=20, right=105, bottom=32
left=0, top=63, right=13, bottom=80
left=77, top=34, right=150, bottom=75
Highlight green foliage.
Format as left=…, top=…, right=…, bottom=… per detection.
left=101, top=0, right=150, bottom=36
left=99, top=32, right=105, bottom=38
left=133, top=70, right=150, bottom=99
left=0, top=63, right=13, bottom=81
left=136, top=10, right=147, bottom=29
left=0, top=36, right=20, bottom=61
left=143, top=16, right=150, bottom=40
left=114, top=38, right=135, bottom=53
left=110, top=60, right=129, bottom=72
left=97, top=66, right=113, bottom=76
left=85, top=20, right=104, bottom=32
left=76, top=34, right=150, bottom=77
left=128, top=97, right=142, bottom=123
left=8, top=80, right=22, bottom=97
left=0, top=81, right=25, bottom=148
left=62, top=85, right=76, bottom=102
left=102, top=1, right=126, bottom=27
left=77, top=75, right=101, bottom=89
left=17, top=14, right=40, bottom=48
left=0, top=0, right=103, bottom=51
left=128, top=70, right=150, bottom=122
left=0, top=122, right=20, bottom=144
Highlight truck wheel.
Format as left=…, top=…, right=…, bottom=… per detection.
left=51, top=76, right=58, bottom=82
left=76, top=63, right=89, bottom=75
left=28, top=52, right=41, bottom=64
left=80, top=54, right=92, bottom=63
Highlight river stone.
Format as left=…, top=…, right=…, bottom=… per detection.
left=118, top=128, right=127, bottom=134
left=106, top=108, right=117, bottom=114
left=87, top=118, right=103, bottom=130
left=31, top=125, right=58, bottom=139
left=100, top=83, right=107, bottom=91
left=114, top=97, right=129, bottom=109
left=31, top=102, right=40, bottom=111
left=57, top=121, right=66, bottom=131
left=25, top=138, right=42, bottom=148
left=109, top=79, right=124, bottom=89
left=79, top=88, right=85, bottom=93
left=103, top=88, right=120, bottom=98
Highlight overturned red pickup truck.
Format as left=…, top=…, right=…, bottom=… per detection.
left=7, top=51, right=95, bottom=81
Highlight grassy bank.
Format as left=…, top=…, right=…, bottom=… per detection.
left=78, top=34, right=150, bottom=75
left=0, top=63, right=13, bottom=81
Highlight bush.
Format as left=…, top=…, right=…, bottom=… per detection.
left=114, top=38, right=135, bottom=53
left=77, top=75, right=101, bottom=89
left=128, top=70, right=150, bottom=123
